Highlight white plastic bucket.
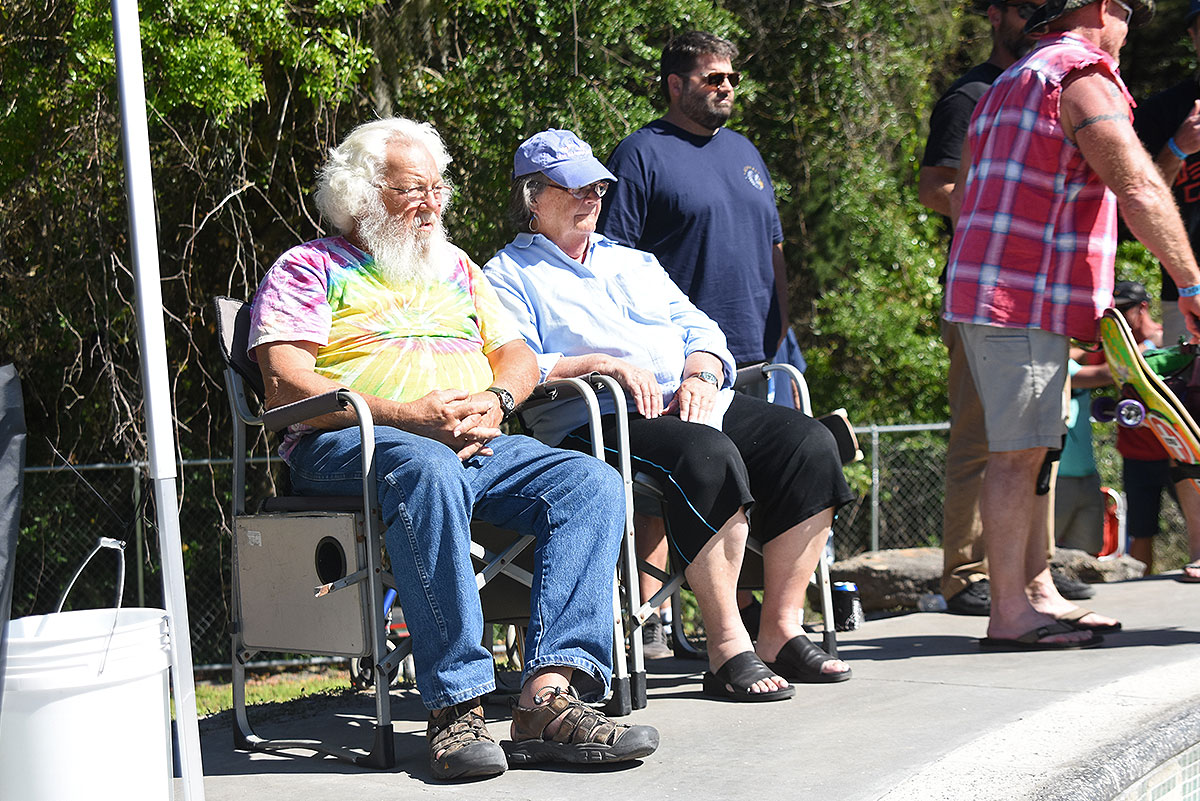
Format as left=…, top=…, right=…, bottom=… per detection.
left=0, top=608, right=173, bottom=800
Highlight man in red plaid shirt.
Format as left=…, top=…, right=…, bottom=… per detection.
left=945, top=0, right=1200, bottom=650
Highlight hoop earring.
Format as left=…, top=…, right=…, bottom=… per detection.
left=528, top=215, right=540, bottom=233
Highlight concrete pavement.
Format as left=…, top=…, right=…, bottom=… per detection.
left=184, top=572, right=1200, bottom=801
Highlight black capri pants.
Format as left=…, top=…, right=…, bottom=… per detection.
left=561, top=393, right=856, bottom=564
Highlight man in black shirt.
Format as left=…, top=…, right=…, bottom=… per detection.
left=1134, top=0, right=1200, bottom=349
left=1133, top=0, right=1200, bottom=583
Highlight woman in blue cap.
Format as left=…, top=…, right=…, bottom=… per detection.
left=483, top=129, right=856, bottom=703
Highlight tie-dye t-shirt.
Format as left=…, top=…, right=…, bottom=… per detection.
left=248, top=236, right=519, bottom=457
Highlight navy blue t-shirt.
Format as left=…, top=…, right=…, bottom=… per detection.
left=597, top=119, right=785, bottom=364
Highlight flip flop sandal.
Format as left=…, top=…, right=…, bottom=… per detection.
left=1176, top=562, right=1200, bottom=583
left=978, top=620, right=1104, bottom=651
left=1056, top=607, right=1122, bottom=633
left=702, top=651, right=795, bottom=702
left=765, top=635, right=852, bottom=683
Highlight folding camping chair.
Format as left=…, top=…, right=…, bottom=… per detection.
left=214, top=297, right=641, bottom=769
left=596, top=362, right=848, bottom=661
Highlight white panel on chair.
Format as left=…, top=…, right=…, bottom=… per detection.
left=235, top=513, right=370, bottom=657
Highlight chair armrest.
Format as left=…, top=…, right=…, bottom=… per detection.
left=760, top=363, right=811, bottom=415
left=261, top=389, right=358, bottom=433
left=732, top=362, right=768, bottom=390
left=519, top=383, right=563, bottom=412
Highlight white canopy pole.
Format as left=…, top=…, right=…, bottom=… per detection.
left=110, top=1, right=206, bottom=798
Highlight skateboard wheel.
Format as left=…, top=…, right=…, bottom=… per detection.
left=1091, top=396, right=1117, bottom=423
left=1116, top=399, right=1146, bottom=428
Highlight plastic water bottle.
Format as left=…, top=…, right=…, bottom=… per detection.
left=917, top=592, right=947, bottom=612
left=831, top=581, right=864, bottom=631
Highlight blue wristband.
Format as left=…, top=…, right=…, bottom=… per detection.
left=1168, top=136, right=1189, bottom=161
left=1179, top=283, right=1200, bottom=297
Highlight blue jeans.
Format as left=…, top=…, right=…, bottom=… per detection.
left=288, top=428, right=624, bottom=709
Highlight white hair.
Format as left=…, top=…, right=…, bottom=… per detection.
left=314, top=117, right=453, bottom=234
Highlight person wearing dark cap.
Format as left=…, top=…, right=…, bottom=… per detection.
left=944, top=0, right=1200, bottom=649
left=1108, top=281, right=1200, bottom=578
left=1134, top=0, right=1200, bottom=347
left=919, top=0, right=1045, bottom=617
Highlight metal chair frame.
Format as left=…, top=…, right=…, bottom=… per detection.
left=596, top=362, right=840, bottom=660
left=216, top=297, right=643, bottom=769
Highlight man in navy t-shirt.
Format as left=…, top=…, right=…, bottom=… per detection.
left=597, top=31, right=789, bottom=657
left=597, top=30, right=787, bottom=367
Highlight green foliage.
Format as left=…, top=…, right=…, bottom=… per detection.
left=726, top=0, right=976, bottom=422
left=1121, top=0, right=1198, bottom=101
left=4, top=0, right=1189, bottom=462
left=805, top=257, right=949, bottom=422
left=371, top=0, right=738, bottom=256
left=0, top=0, right=383, bottom=464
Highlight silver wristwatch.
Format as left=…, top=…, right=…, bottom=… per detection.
left=691, top=371, right=720, bottom=387
left=485, top=386, right=516, bottom=421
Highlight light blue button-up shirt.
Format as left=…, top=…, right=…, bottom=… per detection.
left=483, top=232, right=737, bottom=445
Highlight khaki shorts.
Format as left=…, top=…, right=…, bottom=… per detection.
left=956, top=322, right=1069, bottom=452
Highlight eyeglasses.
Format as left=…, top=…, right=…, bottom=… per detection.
left=698, top=71, right=741, bottom=88
left=380, top=183, right=453, bottom=204
left=1109, top=0, right=1133, bottom=22
left=538, top=180, right=610, bottom=200
left=1005, top=2, right=1041, bottom=19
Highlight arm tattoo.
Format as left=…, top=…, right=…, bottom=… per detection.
left=1074, top=112, right=1127, bottom=133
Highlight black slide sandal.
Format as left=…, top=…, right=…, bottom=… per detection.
left=702, top=651, right=795, bottom=702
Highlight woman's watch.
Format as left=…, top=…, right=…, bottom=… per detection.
left=690, top=371, right=720, bottom=387
left=486, top=386, right=516, bottom=421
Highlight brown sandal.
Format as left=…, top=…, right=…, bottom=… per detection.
left=502, top=685, right=659, bottom=765
left=427, top=699, right=507, bottom=780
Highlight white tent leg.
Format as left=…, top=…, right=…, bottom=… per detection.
left=112, top=0, right=205, bottom=797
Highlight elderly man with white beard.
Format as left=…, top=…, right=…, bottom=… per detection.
left=248, top=117, right=659, bottom=781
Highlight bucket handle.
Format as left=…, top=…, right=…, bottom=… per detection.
left=42, top=538, right=128, bottom=673
left=56, top=537, right=127, bottom=614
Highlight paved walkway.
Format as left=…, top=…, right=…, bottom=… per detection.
left=184, top=573, right=1200, bottom=801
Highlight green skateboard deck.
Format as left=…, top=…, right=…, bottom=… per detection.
left=1099, top=308, right=1200, bottom=488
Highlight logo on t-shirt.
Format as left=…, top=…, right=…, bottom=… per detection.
left=1175, top=158, right=1200, bottom=205
left=743, top=166, right=765, bottom=191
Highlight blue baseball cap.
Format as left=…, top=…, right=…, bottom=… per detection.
left=512, top=129, right=617, bottom=188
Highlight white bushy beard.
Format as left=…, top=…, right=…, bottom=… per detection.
left=357, top=201, right=454, bottom=287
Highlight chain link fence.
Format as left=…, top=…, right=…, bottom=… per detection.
left=12, top=457, right=282, bottom=668
left=13, top=422, right=1192, bottom=666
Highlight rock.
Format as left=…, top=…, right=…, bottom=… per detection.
left=829, top=547, right=943, bottom=612
left=1051, top=547, right=1146, bottom=584
left=830, top=547, right=1145, bottom=612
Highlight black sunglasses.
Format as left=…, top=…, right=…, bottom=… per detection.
left=699, top=71, right=741, bottom=88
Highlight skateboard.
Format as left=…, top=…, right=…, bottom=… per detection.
left=1097, top=307, right=1200, bottom=492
